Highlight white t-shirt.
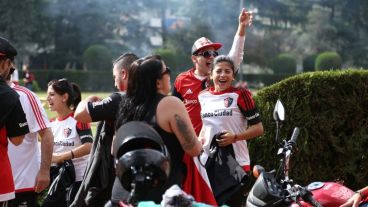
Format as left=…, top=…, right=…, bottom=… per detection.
left=198, top=86, right=261, bottom=167
left=8, top=84, right=51, bottom=192
left=51, top=114, right=92, bottom=182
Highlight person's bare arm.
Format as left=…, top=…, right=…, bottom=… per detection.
left=52, top=142, right=92, bottom=164
left=74, top=96, right=101, bottom=123
left=157, top=96, right=202, bottom=156
left=35, top=128, right=53, bottom=192
left=218, top=122, right=264, bottom=147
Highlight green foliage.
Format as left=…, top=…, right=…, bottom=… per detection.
left=83, top=45, right=112, bottom=71
left=32, top=69, right=114, bottom=92
left=154, top=48, right=190, bottom=76
left=251, top=69, right=368, bottom=189
left=32, top=80, right=42, bottom=92
left=303, top=54, right=318, bottom=72
left=271, top=53, right=297, bottom=74
left=315, top=52, right=342, bottom=70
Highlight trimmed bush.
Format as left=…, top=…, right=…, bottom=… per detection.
left=303, top=54, right=318, bottom=72
left=250, top=69, right=368, bottom=189
left=315, top=52, right=342, bottom=70
left=31, top=69, right=114, bottom=92
left=271, top=53, right=297, bottom=74
left=83, top=45, right=113, bottom=71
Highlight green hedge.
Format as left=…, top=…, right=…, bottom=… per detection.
left=315, top=52, right=342, bottom=71
left=25, top=70, right=115, bottom=92
left=250, top=69, right=368, bottom=189
left=272, top=53, right=297, bottom=74
left=83, top=44, right=113, bottom=71
left=303, top=54, right=318, bottom=72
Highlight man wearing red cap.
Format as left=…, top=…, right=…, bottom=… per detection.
left=0, top=37, right=29, bottom=206
left=172, top=9, right=253, bottom=205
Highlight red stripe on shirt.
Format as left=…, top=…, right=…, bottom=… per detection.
left=14, top=85, right=47, bottom=129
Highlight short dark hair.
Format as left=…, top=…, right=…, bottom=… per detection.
left=113, top=52, right=139, bottom=74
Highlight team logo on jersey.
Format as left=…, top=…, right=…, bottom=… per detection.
left=224, top=97, right=233, bottom=108
left=64, top=128, right=72, bottom=138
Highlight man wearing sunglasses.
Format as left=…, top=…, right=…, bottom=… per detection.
left=172, top=9, right=253, bottom=205
left=0, top=37, right=29, bottom=207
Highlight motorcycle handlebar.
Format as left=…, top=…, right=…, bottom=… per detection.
left=289, top=127, right=300, bottom=146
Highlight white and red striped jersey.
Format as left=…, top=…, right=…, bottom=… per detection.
left=8, top=83, right=50, bottom=193
left=198, top=86, right=261, bottom=167
left=51, top=114, right=92, bottom=182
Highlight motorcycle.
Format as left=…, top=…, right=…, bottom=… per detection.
left=246, top=100, right=355, bottom=207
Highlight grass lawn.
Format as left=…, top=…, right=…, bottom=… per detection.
left=36, top=91, right=112, bottom=135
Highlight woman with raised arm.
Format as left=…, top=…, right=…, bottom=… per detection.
left=198, top=55, right=264, bottom=206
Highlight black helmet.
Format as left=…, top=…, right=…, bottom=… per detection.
left=113, top=121, right=170, bottom=192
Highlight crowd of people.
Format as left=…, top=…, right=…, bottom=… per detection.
left=1, top=7, right=367, bottom=207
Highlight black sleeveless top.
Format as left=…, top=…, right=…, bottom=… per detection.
left=135, top=94, right=185, bottom=203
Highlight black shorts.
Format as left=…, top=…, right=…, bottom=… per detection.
left=8, top=191, right=37, bottom=207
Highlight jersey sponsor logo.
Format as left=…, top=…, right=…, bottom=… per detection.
left=224, top=97, right=233, bottom=108
left=184, top=99, right=198, bottom=104
left=80, top=134, right=93, bottom=139
left=54, top=140, right=75, bottom=147
left=246, top=112, right=260, bottom=120
left=91, top=97, right=112, bottom=108
left=201, top=109, right=232, bottom=118
left=184, top=88, right=193, bottom=96
left=19, top=122, right=28, bottom=128
left=64, top=127, right=72, bottom=138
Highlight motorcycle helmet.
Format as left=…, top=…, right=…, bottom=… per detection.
left=113, top=121, right=170, bottom=192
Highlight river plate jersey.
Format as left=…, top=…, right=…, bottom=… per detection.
left=198, top=86, right=261, bottom=167
left=8, top=84, right=51, bottom=192
left=51, top=114, right=93, bottom=181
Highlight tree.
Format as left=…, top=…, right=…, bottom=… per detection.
left=0, top=0, right=53, bottom=65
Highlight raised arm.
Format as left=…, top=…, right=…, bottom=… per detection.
left=228, top=8, right=253, bottom=72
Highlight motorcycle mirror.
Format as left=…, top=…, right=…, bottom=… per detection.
left=273, top=99, right=285, bottom=121
left=252, top=165, right=265, bottom=178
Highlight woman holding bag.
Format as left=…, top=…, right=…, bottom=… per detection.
left=198, top=55, right=264, bottom=206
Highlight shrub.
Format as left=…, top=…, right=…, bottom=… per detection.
left=303, top=54, right=318, bottom=72
left=31, top=69, right=114, bottom=92
left=250, top=69, right=368, bottom=189
left=83, top=45, right=113, bottom=71
left=315, top=52, right=342, bottom=70
left=271, top=53, right=297, bottom=74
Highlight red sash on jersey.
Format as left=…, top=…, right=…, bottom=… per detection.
left=182, top=154, right=217, bottom=206
left=0, top=127, right=15, bottom=196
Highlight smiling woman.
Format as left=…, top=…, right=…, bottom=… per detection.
left=42, top=79, right=94, bottom=206
left=197, top=55, right=264, bottom=206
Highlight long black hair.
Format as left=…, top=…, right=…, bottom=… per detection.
left=115, top=55, right=163, bottom=129
left=48, top=78, right=81, bottom=111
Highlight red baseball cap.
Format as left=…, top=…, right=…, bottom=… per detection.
left=191, top=37, right=222, bottom=55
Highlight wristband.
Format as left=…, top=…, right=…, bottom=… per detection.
left=234, top=134, right=238, bottom=142
left=71, top=150, right=75, bottom=159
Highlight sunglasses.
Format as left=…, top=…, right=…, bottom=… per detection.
left=196, top=50, right=219, bottom=58
left=160, top=67, right=171, bottom=77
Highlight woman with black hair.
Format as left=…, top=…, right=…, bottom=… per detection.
left=46, top=79, right=93, bottom=206
left=115, top=55, right=203, bottom=204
